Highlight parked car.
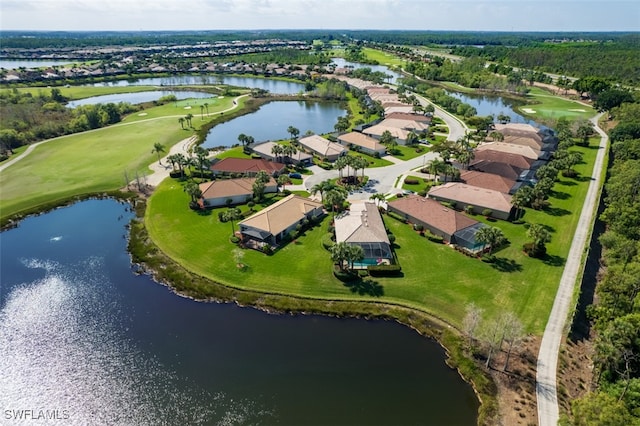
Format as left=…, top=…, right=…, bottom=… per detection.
left=289, top=173, right=302, bottom=179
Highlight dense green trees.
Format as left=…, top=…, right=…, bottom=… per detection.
left=564, top=99, right=640, bottom=425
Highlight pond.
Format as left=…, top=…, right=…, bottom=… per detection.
left=92, top=75, right=306, bottom=95
left=66, top=90, right=216, bottom=108
left=448, top=91, right=538, bottom=126
left=331, top=58, right=403, bottom=84
left=203, top=100, right=346, bottom=148
left=0, top=199, right=479, bottom=425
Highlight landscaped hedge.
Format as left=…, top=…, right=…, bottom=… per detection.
left=367, top=264, right=402, bottom=276
left=386, top=210, right=407, bottom=223
left=404, top=177, right=420, bottom=185
left=321, top=233, right=335, bottom=250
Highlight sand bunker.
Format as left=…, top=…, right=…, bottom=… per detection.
left=569, top=109, right=586, bottom=112
left=522, top=108, right=537, bottom=114
left=184, top=106, right=192, bottom=109
left=137, top=113, right=148, bottom=116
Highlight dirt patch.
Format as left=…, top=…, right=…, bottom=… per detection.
left=488, top=336, right=540, bottom=426
left=557, top=338, right=595, bottom=416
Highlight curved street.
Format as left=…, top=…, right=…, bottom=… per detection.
left=536, top=112, right=608, bottom=425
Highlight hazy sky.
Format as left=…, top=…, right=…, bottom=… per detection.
left=1, top=0, right=638, bottom=32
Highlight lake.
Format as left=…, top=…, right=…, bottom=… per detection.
left=0, top=199, right=479, bottom=425
left=203, top=101, right=346, bottom=148
left=331, top=58, right=403, bottom=84
left=448, top=91, right=537, bottom=126
left=66, top=90, right=216, bottom=108
left=92, top=75, right=306, bottom=95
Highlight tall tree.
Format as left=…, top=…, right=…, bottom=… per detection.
left=151, top=142, right=166, bottom=165
left=223, top=207, right=243, bottom=235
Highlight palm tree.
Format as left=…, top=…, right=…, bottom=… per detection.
left=287, top=126, right=300, bottom=143
left=311, top=179, right=336, bottom=202
left=237, top=133, right=248, bottom=147
left=192, top=146, right=210, bottom=177
left=334, top=156, right=349, bottom=180
left=427, top=158, right=446, bottom=182
left=185, top=113, right=194, bottom=128
left=454, top=148, right=474, bottom=170
left=346, top=244, right=365, bottom=270
left=325, top=188, right=346, bottom=214
left=271, top=144, right=283, bottom=162
left=526, top=223, right=551, bottom=256
left=178, top=117, right=185, bottom=129
left=151, top=142, right=166, bottom=165
left=369, top=192, right=386, bottom=206
left=200, top=105, right=204, bottom=119
left=203, top=102, right=209, bottom=115
left=223, top=207, right=243, bottom=235
left=331, top=242, right=350, bottom=271
left=475, top=226, right=506, bottom=256
left=283, top=144, right=298, bottom=163
left=353, top=155, right=368, bottom=180
left=277, top=174, right=291, bottom=193
left=489, top=131, right=504, bottom=142
left=183, top=180, right=202, bottom=206
left=511, top=186, right=533, bottom=220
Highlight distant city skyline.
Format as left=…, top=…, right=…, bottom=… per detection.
left=1, top=0, right=638, bottom=32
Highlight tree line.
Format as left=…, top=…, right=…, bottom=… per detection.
left=561, top=101, right=640, bottom=425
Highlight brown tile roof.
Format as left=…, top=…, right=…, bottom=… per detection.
left=385, top=112, right=432, bottom=123
left=493, top=123, right=543, bottom=144
left=239, top=194, right=323, bottom=236
left=468, top=161, right=525, bottom=181
left=337, top=132, right=385, bottom=151
left=388, top=196, right=478, bottom=235
left=210, top=157, right=286, bottom=174
left=476, top=142, right=540, bottom=159
left=501, top=134, right=544, bottom=149
left=199, top=177, right=276, bottom=199
left=471, top=150, right=534, bottom=169
left=428, top=183, right=513, bottom=214
left=459, top=170, right=516, bottom=194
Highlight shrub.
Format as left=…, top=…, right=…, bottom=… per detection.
left=523, top=242, right=546, bottom=258
left=425, top=231, right=444, bottom=243
left=413, top=223, right=424, bottom=232
left=333, top=266, right=359, bottom=282
left=218, top=211, right=227, bottom=222
left=262, top=245, right=273, bottom=255
left=321, top=233, right=335, bottom=250
left=229, top=236, right=240, bottom=244
left=367, top=264, right=402, bottom=276
left=358, top=269, right=369, bottom=278
left=388, top=233, right=396, bottom=244
left=482, top=208, right=493, bottom=218
left=465, top=205, right=474, bottom=215
left=386, top=211, right=406, bottom=223
left=404, top=178, right=420, bottom=185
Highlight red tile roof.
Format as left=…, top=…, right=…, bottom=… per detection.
left=460, top=170, right=516, bottom=194
left=388, top=196, right=478, bottom=236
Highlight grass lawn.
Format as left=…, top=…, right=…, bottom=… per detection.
left=0, top=95, right=243, bottom=220
left=519, top=88, right=595, bottom=121
left=362, top=48, right=406, bottom=67
left=0, top=85, right=160, bottom=100
left=146, top=136, right=599, bottom=334
left=352, top=153, right=394, bottom=168
left=391, top=144, right=430, bottom=160
left=402, top=176, right=431, bottom=193
left=213, top=146, right=252, bottom=159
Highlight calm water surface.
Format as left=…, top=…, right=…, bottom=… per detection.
left=66, top=90, right=216, bottom=108
left=0, top=199, right=478, bottom=425
left=203, top=101, right=346, bottom=147
left=0, top=60, right=76, bottom=69
left=448, top=91, right=537, bottom=126
left=92, top=75, right=305, bottom=95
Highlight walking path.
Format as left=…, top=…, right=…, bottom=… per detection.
left=536, top=112, right=608, bottom=426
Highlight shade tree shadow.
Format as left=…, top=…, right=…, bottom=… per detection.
left=542, top=254, right=565, bottom=267
left=344, top=278, right=384, bottom=297
left=490, top=257, right=523, bottom=273
left=543, top=206, right=571, bottom=217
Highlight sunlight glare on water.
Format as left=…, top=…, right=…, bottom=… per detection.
left=0, top=258, right=263, bottom=425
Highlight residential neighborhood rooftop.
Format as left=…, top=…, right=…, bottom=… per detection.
left=239, top=194, right=323, bottom=237
left=428, top=182, right=513, bottom=214
left=210, top=157, right=286, bottom=175
left=335, top=201, right=390, bottom=245
left=388, top=196, right=479, bottom=236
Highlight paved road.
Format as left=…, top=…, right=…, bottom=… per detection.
left=536, top=112, right=608, bottom=426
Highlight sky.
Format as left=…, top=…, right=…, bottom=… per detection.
left=0, top=0, right=638, bottom=32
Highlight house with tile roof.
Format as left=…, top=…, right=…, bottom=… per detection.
left=334, top=201, right=393, bottom=267
left=387, top=196, right=488, bottom=253
left=239, top=194, right=324, bottom=246
left=210, top=157, right=286, bottom=177
left=459, top=170, right=518, bottom=194
left=476, top=142, right=542, bottom=161
left=298, top=134, right=347, bottom=162
left=199, top=177, right=277, bottom=207
left=471, top=150, right=535, bottom=169
left=251, top=141, right=313, bottom=166
left=428, top=182, right=513, bottom=220
left=336, top=132, right=387, bottom=156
